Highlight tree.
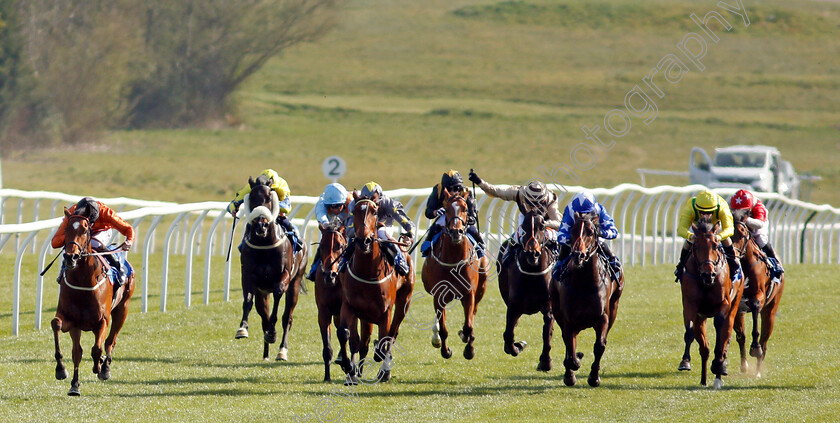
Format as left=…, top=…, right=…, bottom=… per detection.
left=128, top=0, right=340, bottom=127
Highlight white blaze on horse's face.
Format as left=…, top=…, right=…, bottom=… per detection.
left=71, top=221, right=80, bottom=231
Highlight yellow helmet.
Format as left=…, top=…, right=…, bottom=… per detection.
left=694, top=190, right=718, bottom=212
left=360, top=181, right=382, bottom=199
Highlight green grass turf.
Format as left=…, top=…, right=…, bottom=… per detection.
left=3, top=0, right=839, bottom=207
left=2, top=255, right=839, bottom=421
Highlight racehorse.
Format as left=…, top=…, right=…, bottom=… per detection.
left=314, top=219, right=354, bottom=381
left=551, top=211, right=623, bottom=387
left=51, top=211, right=135, bottom=396
left=337, top=194, right=414, bottom=384
left=237, top=177, right=307, bottom=361
left=678, top=219, right=743, bottom=388
left=731, top=220, right=784, bottom=378
left=421, top=190, right=490, bottom=360
left=498, top=210, right=555, bottom=372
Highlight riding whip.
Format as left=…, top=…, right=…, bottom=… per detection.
left=226, top=215, right=239, bottom=263
left=470, top=168, right=481, bottom=234
left=40, top=247, right=65, bottom=277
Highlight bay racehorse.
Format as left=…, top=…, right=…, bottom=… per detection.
left=679, top=219, right=743, bottom=388
left=421, top=190, right=490, bottom=360
left=52, top=210, right=135, bottom=396
left=498, top=210, right=555, bottom=372
left=338, top=194, right=414, bottom=384
left=237, top=177, right=307, bottom=361
left=314, top=219, right=356, bottom=381
left=731, top=220, right=784, bottom=378
left=551, top=211, right=623, bottom=387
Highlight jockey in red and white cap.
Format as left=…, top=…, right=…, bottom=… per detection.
left=729, top=189, right=784, bottom=277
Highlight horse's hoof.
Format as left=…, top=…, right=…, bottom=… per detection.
left=678, top=360, right=691, bottom=371
left=458, top=330, right=468, bottom=343
left=463, top=345, right=475, bottom=360
left=265, top=332, right=277, bottom=344
left=98, top=367, right=111, bottom=381
left=431, top=334, right=441, bottom=349
left=750, top=346, right=763, bottom=358
left=377, top=369, right=391, bottom=383
left=564, top=371, right=576, bottom=387
left=235, top=328, right=249, bottom=339
left=56, top=367, right=68, bottom=380
left=334, top=356, right=343, bottom=365
left=588, top=374, right=601, bottom=387
left=441, top=347, right=452, bottom=359
left=741, top=362, right=748, bottom=373
left=576, top=352, right=584, bottom=360
left=756, top=371, right=762, bottom=379
left=537, top=360, right=552, bottom=372
left=344, top=375, right=359, bottom=386
left=68, top=386, right=80, bottom=396
left=713, top=378, right=723, bottom=390
left=276, top=348, right=288, bottom=361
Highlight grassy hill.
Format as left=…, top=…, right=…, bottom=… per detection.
left=3, top=0, right=839, bottom=206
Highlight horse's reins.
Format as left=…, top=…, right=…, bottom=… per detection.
left=347, top=198, right=396, bottom=284
left=60, top=219, right=110, bottom=291
left=515, top=214, right=554, bottom=276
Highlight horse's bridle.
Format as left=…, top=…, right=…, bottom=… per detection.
left=690, top=233, right=724, bottom=285
left=320, top=228, right=346, bottom=273
left=64, top=216, right=93, bottom=265
left=355, top=198, right=379, bottom=252
left=515, top=214, right=554, bottom=275
left=571, top=218, right=597, bottom=264
left=444, top=196, right=468, bottom=239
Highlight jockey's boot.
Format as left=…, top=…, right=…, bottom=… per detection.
left=500, top=238, right=517, bottom=265
left=277, top=216, right=303, bottom=252
left=306, top=256, right=320, bottom=281
left=552, top=244, right=572, bottom=281
left=105, top=252, right=123, bottom=292
left=723, top=243, right=742, bottom=282
left=337, top=238, right=356, bottom=273
left=674, top=248, right=690, bottom=282
left=599, top=241, right=622, bottom=281
left=465, top=225, right=486, bottom=258
left=761, top=243, right=784, bottom=274
left=384, top=241, right=409, bottom=276
left=421, top=224, right=443, bottom=258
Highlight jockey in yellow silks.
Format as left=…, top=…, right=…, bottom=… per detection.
left=674, top=189, right=742, bottom=283
left=227, top=169, right=302, bottom=251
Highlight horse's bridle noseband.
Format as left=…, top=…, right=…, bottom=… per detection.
left=571, top=218, right=597, bottom=264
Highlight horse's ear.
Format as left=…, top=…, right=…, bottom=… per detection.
left=352, top=190, right=359, bottom=201
left=574, top=211, right=582, bottom=221
left=248, top=176, right=256, bottom=188
left=64, top=207, right=71, bottom=218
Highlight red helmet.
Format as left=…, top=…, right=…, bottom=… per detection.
left=730, top=189, right=754, bottom=210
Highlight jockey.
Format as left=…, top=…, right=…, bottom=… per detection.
left=51, top=197, right=135, bottom=290
left=339, top=182, right=415, bottom=276
left=468, top=170, right=561, bottom=262
left=227, top=169, right=303, bottom=252
left=554, top=191, right=622, bottom=280
left=729, top=189, right=784, bottom=279
left=420, top=170, right=486, bottom=258
left=306, top=183, right=353, bottom=281
left=674, top=189, right=742, bottom=283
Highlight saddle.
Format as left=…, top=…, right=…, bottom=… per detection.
left=97, top=246, right=133, bottom=309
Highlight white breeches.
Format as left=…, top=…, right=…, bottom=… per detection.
left=91, top=230, right=114, bottom=250
left=751, top=226, right=769, bottom=248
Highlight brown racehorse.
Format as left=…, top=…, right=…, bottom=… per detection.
left=337, top=195, right=414, bottom=384
left=314, top=220, right=360, bottom=382
left=51, top=211, right=135, bottom=396
left=498, top=210, right=555, bottom=372
left=731, top=220, right=784, bottom=378
left=552, top=211, right=623, bottom=387
left=421, top=190, right=490, bottom=360
left=679, top=219, right=743, bottom=388
left=238, top=177, right=307, bottom=361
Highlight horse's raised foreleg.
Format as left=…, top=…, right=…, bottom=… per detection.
left=237, top=288, right=254, bottom=339
left=277, top=278, right=301, bottom=362
left=90, top=317, right=108, bottom=377
left=68, top=328, right=83, bottom=396
left=503, top=306, right=526, bottom=357
left=561, top=325, right=580, bottom=386
left=734, top=309, right=748, bottom=373
left=588, top=315, right=609, bottom=387
left=694, top=318, right=709, bottom=386
left=318, top=308, right=334, bottom=382
left=51, top=316, right=68, bottom=380
left=460, top=293, right=477, bottom=360
left=537, top=307, right=553, bottom=372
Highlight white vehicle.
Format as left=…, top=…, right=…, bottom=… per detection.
left=689, top=145, right=800, bottom=198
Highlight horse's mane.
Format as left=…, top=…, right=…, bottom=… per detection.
left=254, top=174, right=272, bottom=187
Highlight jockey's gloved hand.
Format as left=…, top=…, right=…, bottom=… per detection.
left=466, top=216, right=476, bottom=226
left=468, top=170, right=482, bottom=185
left=399, top=232, right=413, bottom=243
left=120, top=240, right=133, bottom=251
left=434, top=208, right=445, bottom=217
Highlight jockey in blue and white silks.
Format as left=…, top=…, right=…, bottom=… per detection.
left=306, top=183, right=353, bottom=281
left=555, top=191, right=622, bottom=281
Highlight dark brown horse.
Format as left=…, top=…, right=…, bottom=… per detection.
left=421, top=190, right=490, bottom=360
left=731, top=220, right=784, bottom=378
left=338, top=195, right=414, bottom=384
left=51, top=211, right=135, bottom=396
left=679, top=219, right=743, bottom=388
left=238, top=177, right=307, bottom=361
left=498, top=210, right=555, bottom=372
left=551, top=211, right=623, bottom=387
left=314, top=220, right=352, bottom=381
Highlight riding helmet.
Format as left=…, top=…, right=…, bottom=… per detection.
left=694, top=190, right=719, bottom=212
left=360, top=181, right=383, bottom=199
left=75, top=197, right=100, bottom=223
left=730, top=189, right=755, bottom=210
left=571, top=191, right=596, bottom=213
left=323, top=183, right=349, bottom=205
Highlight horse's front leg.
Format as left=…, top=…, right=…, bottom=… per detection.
left=734, top=309, right=748, bottom=373
left=503, top=306, right=526, bottom=356
left=318, top=308, right=334, bottom=382
left=694, top=318, right=710, bottom=386
left=338, top=305, right=360, bottom=385
left=51, top=316, right=68, bottom=380
left=373, top=313, right=394, bottom=383
left=537, top=306, right=553, bottom=372
left=679, top=308, right=694, bottom=371
left=748, top=299, right=763, bottom=358
left=237, top=287, right=254, bottom=339
left=460, top=292, right=477, bottom=360
left=588, top=315, right=609, bottom=387
left=91, top=317, right=109, bottom=376
left=252, top=292, right=272, bottom=360
left=277, top=278, right=301, bottom=361
left=710, top=312, right=729, bottom=388
left=68, top=329, right=83, bottom=396
left=561, top=325, right=581, bottom=386
left=433, top=303, right=452, bottom=359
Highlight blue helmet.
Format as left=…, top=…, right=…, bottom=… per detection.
left=571, top=191, right=596, bottom=214
left=323, top=183, right=348, bottom=205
